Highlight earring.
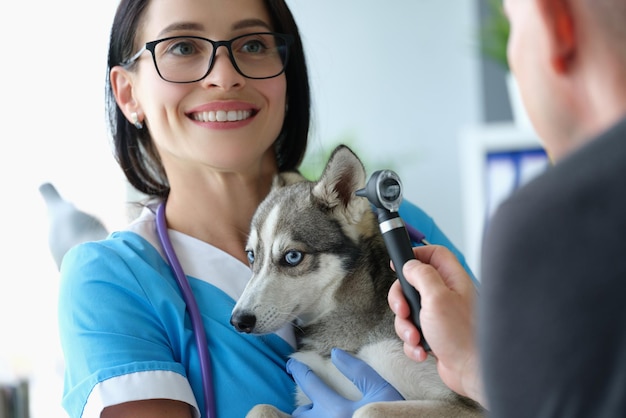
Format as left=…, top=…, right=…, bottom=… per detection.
left=131, top=112, right=143, bottom=129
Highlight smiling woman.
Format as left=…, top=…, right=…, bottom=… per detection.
left=58, top=0, right=311, bottom=417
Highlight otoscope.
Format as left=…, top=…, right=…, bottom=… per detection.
left=356, top=170, right=431, bottom=352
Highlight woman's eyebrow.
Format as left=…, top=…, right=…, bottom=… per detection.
left=156, top=19, right=271, bottom=39
left=232, top=18, right=272, bottom=31
left=157, top=22, right=205, bottom=38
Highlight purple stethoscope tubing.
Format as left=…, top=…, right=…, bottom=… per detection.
left=405, top=221, right=429, bottom=246
left=156, top=202, right=216, bottom=418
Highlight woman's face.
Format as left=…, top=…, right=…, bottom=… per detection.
left=127, top=0, right=287, bottom=176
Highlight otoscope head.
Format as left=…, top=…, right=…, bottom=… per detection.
left=355, top=169, right=403, bottom=212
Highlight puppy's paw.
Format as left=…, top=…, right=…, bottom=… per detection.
left=245, top=404, right=291, bottom=418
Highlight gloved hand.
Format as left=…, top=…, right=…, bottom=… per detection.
left=287, top=348, right=404, bottom=418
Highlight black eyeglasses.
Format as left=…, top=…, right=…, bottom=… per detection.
left=121, top=32, right=294, bottom=83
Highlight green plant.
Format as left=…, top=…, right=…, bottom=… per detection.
left=480, top=0, right=510, bottom=70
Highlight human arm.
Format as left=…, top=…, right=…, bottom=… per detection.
left=101, top=399, right=194, bottom=418
left=287, top=348, right=404, bottom=418
left=387, top=245, right=486, bottom=408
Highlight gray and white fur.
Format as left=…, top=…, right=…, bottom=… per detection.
left=231, top=145, right=483, bottom=418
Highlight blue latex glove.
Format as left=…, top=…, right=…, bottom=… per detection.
left=287, top=348, right=404, bottom=418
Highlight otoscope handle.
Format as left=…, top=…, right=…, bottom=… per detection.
left=377, top=210, right=431, bottom=352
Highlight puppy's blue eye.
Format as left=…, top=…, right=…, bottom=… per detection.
left=284, top=250, right=303, bottom=266
left=246, top=250, right=255, bottom=264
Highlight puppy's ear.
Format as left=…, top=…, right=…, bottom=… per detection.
left=272, top=170, right=307, bottom=190
left=312, top=145, right=370, bottom=224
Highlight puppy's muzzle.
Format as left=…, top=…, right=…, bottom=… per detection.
left=230, top=310, right=257, bottom=333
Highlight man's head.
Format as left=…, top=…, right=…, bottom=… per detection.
left=504, top=0, right=626, bottom=161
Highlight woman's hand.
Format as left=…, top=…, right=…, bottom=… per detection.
left=287, top=348, right=404, bottom=418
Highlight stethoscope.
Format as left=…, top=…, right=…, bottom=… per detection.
left=156, top=201, right=216, bottom=418
left=154, top=194, right=427, bottom=418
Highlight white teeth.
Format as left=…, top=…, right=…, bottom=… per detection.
left=228, top=110, right=240, bottom=121
left=192, top=110, right=252, bottom=122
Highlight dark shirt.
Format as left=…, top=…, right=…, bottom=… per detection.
left=479, top=117, right=626, bottom=417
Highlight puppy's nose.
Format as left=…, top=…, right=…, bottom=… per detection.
left=230, top=311, right=257, bottom=333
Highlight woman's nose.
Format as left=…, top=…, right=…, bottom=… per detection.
left=201, top=46, right=245, bottom=89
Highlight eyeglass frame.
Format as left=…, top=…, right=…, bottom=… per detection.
left=120, top=32, right=295, bottom=83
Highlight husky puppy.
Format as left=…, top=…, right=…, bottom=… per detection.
left=231, top=145, right=483, bottom=418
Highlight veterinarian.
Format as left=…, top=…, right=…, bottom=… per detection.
left=57, top=1, right=475, bottom=417
left=387, top=0, right=626, bottom=416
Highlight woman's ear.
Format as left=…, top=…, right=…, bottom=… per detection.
left=110, top=66, right=143, bottom=122
left=537, top=0, right=576, bottom=74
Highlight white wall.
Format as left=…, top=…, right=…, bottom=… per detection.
left=288, top=0, right=483, bottom=251
left=0, top=2, right=121, bottom=417
left=0, top=1, right=482, bottom=416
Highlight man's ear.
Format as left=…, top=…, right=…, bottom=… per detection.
left=537, top=0, right=576, bottom=74
left=110, top=66, right=142, bottom=122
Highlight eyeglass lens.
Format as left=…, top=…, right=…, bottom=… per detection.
left=152, top=33, right=289, bottom=82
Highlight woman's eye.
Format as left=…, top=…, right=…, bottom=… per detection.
left=283, top=250, right=303, bottom=266
left=169, top=40, right=197, bottom=56
left=241, top=40, right=265, bottom=54
left=246, top=250, right=255, bottom=265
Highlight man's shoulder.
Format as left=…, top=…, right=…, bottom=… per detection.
left=558, top=116, right=626, bottom=179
